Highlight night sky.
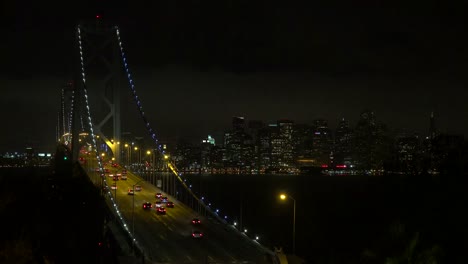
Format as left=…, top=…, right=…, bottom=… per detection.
left=0, top=1, right=467, bottom=152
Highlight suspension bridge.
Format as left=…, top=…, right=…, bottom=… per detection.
left=55, top=17, right=280, bottom=264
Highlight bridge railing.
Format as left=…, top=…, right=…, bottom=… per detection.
left=78, top=162, right=152, bottom=262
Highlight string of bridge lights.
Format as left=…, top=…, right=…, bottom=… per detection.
left=114, top=27, right=210, bottom=207
left=113, top=26, right=265, bottom=247
left=114, top=26, right=204, bottom=206
left=67, top=90, right=74, bottom=136
left=61, top=88, right=66, bottom=137
left=76, top=25, right=143, bottom=250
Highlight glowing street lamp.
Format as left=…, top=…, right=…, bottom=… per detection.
left=134, top=147, right=141, bottom=169
left=279, top=193, right=296, bottom=255
left=124, top=144, right=131, bottom=166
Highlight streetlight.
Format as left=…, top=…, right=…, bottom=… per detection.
left=124, top=144, right=129, bottom=166
left=146, top=150, right=155, bottom=183
left=134, top=147, right=141, bottom=171
left=162, top=154, right=169, bottom=191
left=132, top=179, right=144, bottom=254
left=279, top=193, right=296, bottom=255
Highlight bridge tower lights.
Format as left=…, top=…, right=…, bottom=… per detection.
left=72, top=18, right=122, bottom=163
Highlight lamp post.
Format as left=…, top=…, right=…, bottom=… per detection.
left=279, top=193, right=296, bottom=255
left=163, top=155, right=169, bottom=192
left=146, top=150, right=151, bottom=179
left=134, top=147, right=141, bottom=172
left=124, top=144, right=129, bottom=167
left=132, top=179, right=144, bottom=254
left=114, top=173, right=117, bottom=205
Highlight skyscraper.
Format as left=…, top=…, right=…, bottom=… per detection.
left=334, top=118, right=353, bottom=166
left=232, top=116, right=245, bottom=132
left=311, top=119, right=333, bottom=166
left=429, top=111, right=438, bottom=140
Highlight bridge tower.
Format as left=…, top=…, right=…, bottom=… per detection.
left=71, top=17, right=122, bottom=163
left=59, top=81, right=74, bottom=144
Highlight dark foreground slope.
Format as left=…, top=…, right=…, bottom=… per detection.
left=0, top=165, right=119, bottom=264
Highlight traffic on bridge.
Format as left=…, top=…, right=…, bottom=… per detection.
left=81, top=153, right=274, bottom=263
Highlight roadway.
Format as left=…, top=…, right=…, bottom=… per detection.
left=82, top=156, right=272, bottom=263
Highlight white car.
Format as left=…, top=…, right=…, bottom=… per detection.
left=155, top=201, right=163, bottom=208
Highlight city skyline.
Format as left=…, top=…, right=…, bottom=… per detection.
left=1, top=1, right=467, bottom=152
left=0, top=107, right=454, bottom=153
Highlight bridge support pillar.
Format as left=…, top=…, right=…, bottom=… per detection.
left=76, top=19, right=122, bottom=164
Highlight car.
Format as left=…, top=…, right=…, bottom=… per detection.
left=161, top=196, right=168, bottom=202
left=142, top=202, right=152, bottom=209
left=120, top=174, right=127, bottom=180
left=128, top=189, right=134, bottom=195
left=108, top=174, right=114, bottom=178
left=135, top=185, right=142, bottom=191
left=112, top=163, right=118, bottom=168
left=155, top=192, right=162, bottom=198
left=192, top=231, right=203, bottom=239
left=166, top=201, right=174, bottom=208
left=156, top=207, right=166, bottom=215
left=111, top=183, right=117, bottom=190
left=191, top=218, right=201, bottom=225
left=113, top=175, right=119, bottom=181
left=104, top=168, right=110, bottom=173
left=154, top=201, right=163, bottom=208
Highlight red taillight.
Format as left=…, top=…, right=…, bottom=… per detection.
left=143, top=205, right=146, bottom=208
left=200, top=233, right=203, bottom=236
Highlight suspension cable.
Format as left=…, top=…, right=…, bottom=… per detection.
left=114, top=27, right=207, bottom=210
left=61, top=88, right=66, bottom=135
left=77, top=24, right=140, bottom=253
left=68, top=90, right=74, bottom=136
left=76, top=25, right=104, bottom=175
